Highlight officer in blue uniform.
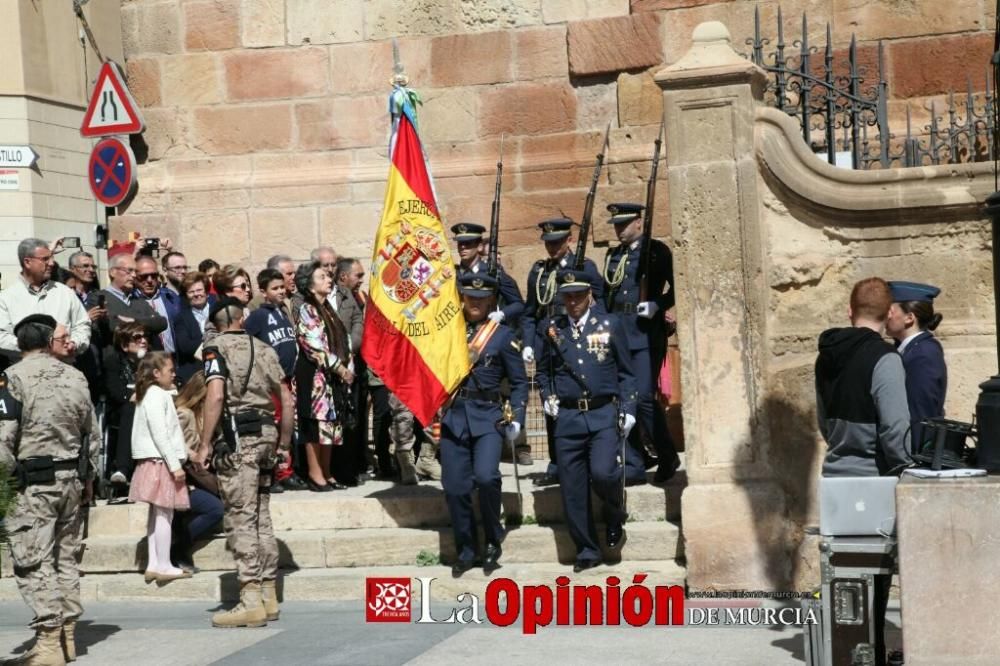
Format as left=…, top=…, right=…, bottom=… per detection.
left=886, top=281, right=947, bottom=453
left=537, top=269, right=637, bottom=572
left=602, top=203, right=680, bottom=484
left=522, top=218, right=604, bottom=487
left=452, top=223, right=525, bottom=325
left=441, top=273, right=529, bottom=577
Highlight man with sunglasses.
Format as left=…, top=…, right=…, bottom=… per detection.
left=0, top=238, right=90, bottom=365
left=133, top=256, right=181, bottom=355
left=85, top=251, right=168, bottom=349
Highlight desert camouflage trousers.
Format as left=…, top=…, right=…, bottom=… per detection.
left=389, top=392, right=417, bottom=453
left=6, top=472, right=85, bottom=629
left=215, top=431, right=279, bottom=584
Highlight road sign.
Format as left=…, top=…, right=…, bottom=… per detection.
left=80, top=61, right=145, bottom=137
left=88, top=137, right=137, bottom=207
left=0, top=145, right=38, bottom=169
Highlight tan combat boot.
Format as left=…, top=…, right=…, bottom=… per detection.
left=261, top=579, right=280, bottom=621
left=415, top=441, right=441, bottom=481
left=211, top=582, right=268, bottom=628
left=60, top=621, right=76, bottom=662
left=395, top=449, right=418, bottom=485
left=6, top=626, right=65, bottom=665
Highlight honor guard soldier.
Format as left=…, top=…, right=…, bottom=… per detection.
left=602, top=203, right=681, bottom=484
left=522, top=218, right=604, bottom=487
left=0, top=314, right=99, bottom=665
left=443, top=274, right=529, bottom=577
left=452, top=223, right=525, bottom=325
left=197, top=298, right=294, bottom=628
left=537, top=271, right=637, bottom=572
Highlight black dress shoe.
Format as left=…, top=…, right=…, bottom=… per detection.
left=269, top=480, right=285, bottom=494
left=653, top=457, right=681, bottom=484
left=483, top=543, right=502, bottom=574
left=451, top=559, right=475, bottom=578
left=624, top=476, right=647, bottom=487
left=281, top=474, right=309, bottom=491
left=533, top=473, right=559, bottom=487
left=606, top=525, right=627, bottom=550
left=573, top=559, right=601, bottom=573
left=306, top=479, right=333, bottom=492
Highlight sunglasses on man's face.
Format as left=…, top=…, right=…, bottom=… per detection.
left=138, top=273, right=159, bottom=282
left=231, top=282, right=250, bottom=290
left=130, top=334, right=147, bottom=342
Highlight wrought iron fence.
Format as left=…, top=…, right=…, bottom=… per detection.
left=744, top=6, right=996, bottom=169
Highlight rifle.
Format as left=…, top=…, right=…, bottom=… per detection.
left=487, top=134, right=505, bottom=279
left=574, top=122, right=611, bottom=270
left=638, top=121, right=664, bottom=301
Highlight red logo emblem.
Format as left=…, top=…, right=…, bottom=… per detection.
left=366, top=577, right=411, bottom=622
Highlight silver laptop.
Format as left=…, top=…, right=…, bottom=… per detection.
left=819, top=477, right=898, bottom=537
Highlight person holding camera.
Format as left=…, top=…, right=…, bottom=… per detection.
left=194, top=298, right=293, bottom=628
left=0, top=314, right=100, bottom=665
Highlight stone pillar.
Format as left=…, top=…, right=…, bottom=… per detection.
left=897, top=475, right=1000, bottom=665
left=655, top=23, right=788, bottom=590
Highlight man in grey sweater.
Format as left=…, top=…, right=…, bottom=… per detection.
left=814, top=276, right=910, bottom=666
left=815, top=276, right=911, bottom=477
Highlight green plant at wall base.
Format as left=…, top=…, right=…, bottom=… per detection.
left=521, top=515, right=537, bottom=525
left=416, top=550, right=440, bottom=567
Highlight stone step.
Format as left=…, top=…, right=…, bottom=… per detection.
left=0, top=561, right=687, bottom=603
left=84, top=465, right=686, bottom=538
left=35, top=522, right=682, bottom=575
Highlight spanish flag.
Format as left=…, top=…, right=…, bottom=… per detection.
left=361, top=86, right=469, bottom=426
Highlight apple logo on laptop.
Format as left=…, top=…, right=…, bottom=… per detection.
left=855, top=500, right=866, bottom=512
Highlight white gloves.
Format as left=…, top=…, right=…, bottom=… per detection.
left=487, top=310, right=505, bottom=323
left=504, top=421, right=521, bottom=442
left=622, top=413, right=636, bottom=438
left=522, top=346, right=535, bottom=363
left=543, top=397, right=559, bottom=418
left=636, top=301, right=659, bottom=319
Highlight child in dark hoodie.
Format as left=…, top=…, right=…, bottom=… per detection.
left=814, top=276, right=910, bottom=666
left=245, top=268, right=307, bottom=493
left=245, top=269, right=297, bottom=379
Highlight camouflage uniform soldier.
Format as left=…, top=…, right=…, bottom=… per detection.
left=390, top=393, right=440, bottom=485
left=0, top=314, right=99, bottom=666
left=195, top=298, right=293, bottom=628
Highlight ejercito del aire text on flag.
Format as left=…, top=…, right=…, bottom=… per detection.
left=361, top=88, right=470, bottom=426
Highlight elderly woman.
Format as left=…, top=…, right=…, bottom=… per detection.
left=173, top=271, right=215, bottom=385
left=294, top=261, right=354, bottom=492
left=102, top=321, right=150, bottom=488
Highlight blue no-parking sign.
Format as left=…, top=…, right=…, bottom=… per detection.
left=88, top=137, right=136, bottom=207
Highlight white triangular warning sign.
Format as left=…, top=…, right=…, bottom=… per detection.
left=80, top=61, right=145, bottom=138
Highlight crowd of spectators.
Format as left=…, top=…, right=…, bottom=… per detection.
left=0, top=237, right=393, bottom=513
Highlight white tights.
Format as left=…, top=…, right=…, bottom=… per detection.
left=146, top=505, right=183, bottom=575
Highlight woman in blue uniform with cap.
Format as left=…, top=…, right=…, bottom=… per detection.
left=885, top=281, right=947, bottom=454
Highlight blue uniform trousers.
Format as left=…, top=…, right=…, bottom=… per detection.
left=624, top=347, right=678, bottom=480
left=441, top=426, right=504, bottom=564
left=556, top=418, right=626, bottom=563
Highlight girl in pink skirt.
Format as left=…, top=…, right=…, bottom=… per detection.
left=130, top=352, right=192, bottom=583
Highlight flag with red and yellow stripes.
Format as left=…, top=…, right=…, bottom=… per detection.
left=361, top=87, right=469, bottom=426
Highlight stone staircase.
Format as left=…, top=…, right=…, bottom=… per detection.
left=0, top=462, right=687, bottom=602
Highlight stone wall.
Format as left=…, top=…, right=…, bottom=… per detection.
left=116, top=0, right=996, bottom=280
left=662, top=21, right=996, bottom=593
